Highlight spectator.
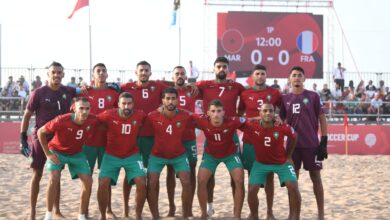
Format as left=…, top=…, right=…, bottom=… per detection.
left=116, top=77, right=122, bottom=86
left=320, top=83, right=332, bottom=101
left=282, top=78, right=291, bottom=94
left=367, top=92, right=383, bottom=121
left=331, top=83, right=343, bottom=100
left=78, top=77, right=87, bottom=87
left=382, top=92, right=390, bottom=116
left=355, top=80, right=365, bottom=98
left=18, top=75, right=30, bottom=93
left=15, top=80, right=29, bottom=98
left=31, top=75, right=43, bottom=91
left=188, top=60, right=200, bottom=83
left=333, top=62, right=346, bottom=92
left=270, top=79, right=281, bottom=91
left=8, top=89, right=21, bottom=111
left=312, top=83, right=320, bottom=95
left=365, top=80, right=376, bottom=98
left=0, top=89, right=9, bottom=112
left=356, top=93, right=370, bottom=116
left=3, top=76, right=16, bottom=97
left=67, top=76, right=78, bottom=88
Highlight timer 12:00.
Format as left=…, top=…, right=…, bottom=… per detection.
left=256, top=37, right=282, bottom=47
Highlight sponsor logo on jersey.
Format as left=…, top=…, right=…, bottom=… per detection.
left=223, top=129, right=229, bottom=133
left=113, top=120, right=119, bottom=125
left=67, top=128, right=73, bottom=132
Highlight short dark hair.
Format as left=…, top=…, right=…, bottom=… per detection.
left=208, top=99, right=224, bottom=109
left=93, top=63, right=106, bottom=71
left=252, top=64, right=267, bottom=74
left=161, top=87, right=178, bottom=99
left=136, top=60, right=151, bottom=69
left=289, top=66, right=305, bottom=75
left=48, top=61, right=64, bottom=71
left=119, top=92, right=133, bottom=100
left=214, top=57, right=229, bottom=66
left=172, top=65, right=186, bottom=72
left=74, top=96, right=89, bottom=104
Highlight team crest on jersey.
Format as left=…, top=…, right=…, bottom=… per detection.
left=187, top=92, right=191, bottom=97
left=273, top=132, right=279, bottom=139
left=150, top=86, right=155, bottom=91
left=132, top=121, right=137, bottom=125
left=107, top=96, right=112, bottom=101
left=86, top=126, right=91, bottom=131
left=223, top=129, right=229, bottom=133
left=303, top=98, right=309, bottom=105
left=176, top=122, right=181, bottom=127
left=290, top=127, right=295, bottom=134
left=228, top=86, right=232, bottom=90
left=62, top=94, right=67, bottom=99
left=267, top=94, right=272, bottom=101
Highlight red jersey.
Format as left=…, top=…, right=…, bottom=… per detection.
left=146, top=110, right=192, bottom=159
left=45, top=113, right=98, bottom=155
left=243, top=121, right=297, bottom=164
left=97, top=109, right=145, bottom=158
left=196, top=80, right=244, bottom=117
left=239, top=86, right=282, bottom=144
left=192, top=114, right=246, bottom=158
left=121, top=81, right=168, bottom=136
left=80, top=87, right=119, bottom=147
left=176, top=85, right=202, bottom=140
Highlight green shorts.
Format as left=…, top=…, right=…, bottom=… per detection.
left=148, top=154, right=190, bottom=174
left=137, top=136, right=154, bottom=168
left=99, top=153, right=146, bottom=185
left=249, top=161, right=297, bottom=187
left=83, top=145, right=105, bottom=172
left=242, top=143, right=256, bottom=171
left=204, top=132, right=241, bottom=153
left=199, top=152, right=243, bottom=175
left=184, top=140, right=197, bottom=164
left=46, top=150, right=91, bottom=179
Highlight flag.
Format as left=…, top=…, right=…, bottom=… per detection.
left=68, top=0, right=89, bottom=19
left=296, top=31, right=319, bottom=55
left=344, top=112, right=349, bottom=155
left=343, top=112, right=348, bottom=128
left=171, top=10, right=177, bottom=26
left=170, top=0, right=180, bottom=26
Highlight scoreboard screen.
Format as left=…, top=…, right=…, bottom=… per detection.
left=217, top=12, right=323, bottom=78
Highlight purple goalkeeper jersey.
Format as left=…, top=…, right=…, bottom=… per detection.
left=26, top=85, right=76, bottom=132
left=280, top=89, right=324, bottom=149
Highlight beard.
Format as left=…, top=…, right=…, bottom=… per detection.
left=166, top=104, right=176, bottom=111
left=176, top=78, right=185, bottom=86
left=216, top=71, right=227, bottom=80
left=122, top=109, right=133, bottom=116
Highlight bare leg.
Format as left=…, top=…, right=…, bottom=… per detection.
left=230, top=168, right=245, bottom=219
left=29, top=168, right=43, bottom=220
left=309, top=170, right=324, bottom=220
left=285, top=181, right=301, bottom=220
left=133, top=176, right=147, bottom=220
left=147, top=173, right=160, bottom=220
left=122, top=176, right=132, bottom=218
left=188, top=162, right=197, bottom=217
left=166, top=165, right=176, bottom=217
left=46, top=170, right=61, bottom=213
left=78, top=174, right=92, bottom=217
left=106, top=185, right=117, bottom=219
left=206, top=174, right=215, bottom=216
left=289, top=169, right=300, bottom=219
left=98, top=178, right=111, bottom=220
left=197, top=168, right=212, bottom=220
left=247, top=184, right=260, bottom=220
left=265, top=173, right=276, bottom=220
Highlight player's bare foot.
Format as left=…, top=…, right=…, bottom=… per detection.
left=53, top=212, right=66, bottom=219
left=200, top=215, right=208, bottom=220
left=122, top=206, right=129, bottom=219
left=167, top=205, right=176, bottom=217
left=27, top=209, right=36, bottom=220
left=247, top=214, right=259, bottom=220
left=266, top=212, right=276, bottom=220
left=106, top=210, right=117, bottom=219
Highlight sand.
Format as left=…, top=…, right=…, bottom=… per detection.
left=0, top=154, right=390, bottom=220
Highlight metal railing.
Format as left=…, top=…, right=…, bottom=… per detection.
left=0, top=97, right=26, bottom=121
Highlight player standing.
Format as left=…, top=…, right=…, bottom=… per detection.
left=80, top=63, right=119, bottom=218
left=37, top=97, right=97, bottom=220
left=196, top=57, right=245, bottom=216
left=97, top=92, right=147, bottom=220
left=166, top=66, right=200, bottom=217
left=20, top=61, right=77, bottom=220
left=280, top=66, right=328, bottom=220
left=238, top=64, right=282, bottom=219
left=244, top=103, right=301, bottom=220
left=193, top=99, right=246, bottom=220
left=146, top=87, right=192, bottom=219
